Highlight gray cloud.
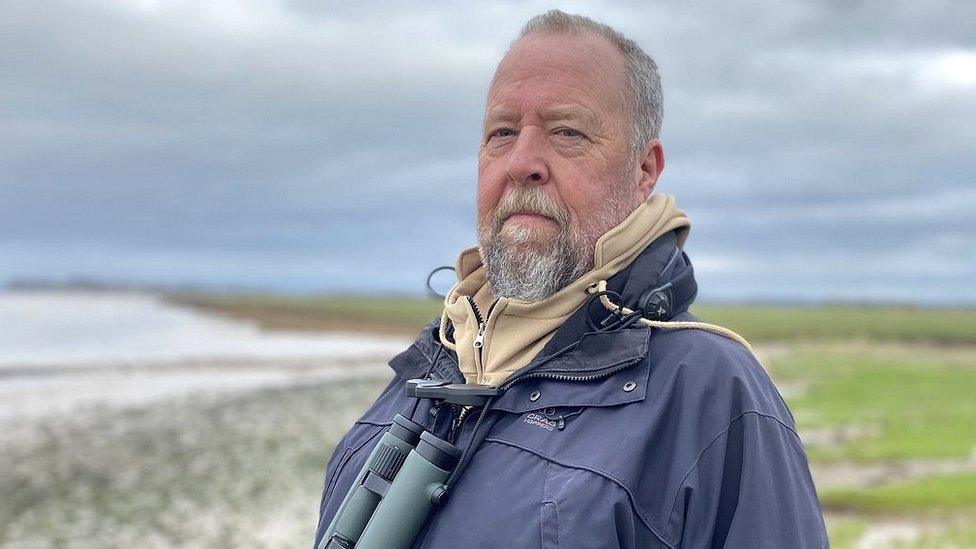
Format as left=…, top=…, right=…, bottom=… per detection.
left=1, top=0, right=973, bottom=303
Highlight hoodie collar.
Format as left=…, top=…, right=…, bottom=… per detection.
left=391, top=224, right=699, bottom=390
left=436, top=194, right=691, bottom=387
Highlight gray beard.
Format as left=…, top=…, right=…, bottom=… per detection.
left=477, top=180, right=637, bottom=302
left=478, top=220, right=590, bottom=302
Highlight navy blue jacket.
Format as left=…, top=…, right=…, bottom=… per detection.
left=314, top=233, right=828, bottom=548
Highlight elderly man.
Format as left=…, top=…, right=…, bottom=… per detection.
left=315, top=10, right=827, bottom=549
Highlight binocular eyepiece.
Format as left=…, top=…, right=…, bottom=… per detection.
left=320, top=414, right=462, bottom=549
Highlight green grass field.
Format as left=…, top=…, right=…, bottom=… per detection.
left=171, top=293, right=445, bottom=335
left=821, top=473, right=976, bottom=513
left=692, top=304, right=976, bottom=345
left=771, top=343, right=976, bottom=463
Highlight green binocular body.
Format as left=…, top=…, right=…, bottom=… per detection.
left=320, top=413, right=461, bottom=549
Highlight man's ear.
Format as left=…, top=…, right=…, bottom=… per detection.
left=635, top=139, right=665, bottom=200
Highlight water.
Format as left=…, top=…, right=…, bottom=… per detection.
left=0, top=290, right=408, bottom=421
left=0, top=290, right=407, bottom=367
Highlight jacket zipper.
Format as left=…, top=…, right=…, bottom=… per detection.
left=451, top=302, right=642, bottom=447
left=450, top=297, right=498, bottom=442
left=440, top=348, right=641, bottom=443
left=498, top=355, right=642, bottom=392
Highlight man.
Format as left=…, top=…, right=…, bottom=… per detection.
left=315, top=10, right=827, bottom=548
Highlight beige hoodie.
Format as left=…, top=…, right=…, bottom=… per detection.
left=439, top=194, right=691, bottom=387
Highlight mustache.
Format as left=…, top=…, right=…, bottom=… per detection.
left=492, top=187, right=569, bottom=228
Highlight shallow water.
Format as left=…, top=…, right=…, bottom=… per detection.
left=0, top=290, right=406, bottom=421
left=0, top=290, right=407, bottom=367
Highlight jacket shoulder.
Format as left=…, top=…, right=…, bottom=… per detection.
left=645, top=323, right=794, bottom=428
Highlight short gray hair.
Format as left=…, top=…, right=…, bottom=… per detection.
left=518, top=10, right=663, bottom=156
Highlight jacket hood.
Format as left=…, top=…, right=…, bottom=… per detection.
left=438, top=193, right=691, bottom=387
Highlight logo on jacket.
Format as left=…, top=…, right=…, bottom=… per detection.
left=523, top=412, right=558, bottom=431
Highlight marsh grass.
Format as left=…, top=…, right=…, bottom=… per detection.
left=823, top=516, right=868, bottom=547
left=766, top=342, right=976, bottom=546
left=171, top=294, right=443, bottom=336
left=767, top=342, right=976, bottom=462
left=693, top=305, right=976, bottom=345
left=821, top=473, right=976, bottom=513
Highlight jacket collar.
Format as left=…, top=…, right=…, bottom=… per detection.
left=391, top=229, right=699, bottom=388
left=438, top=194, right=690, bottom=386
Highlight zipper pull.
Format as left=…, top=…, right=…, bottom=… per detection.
left=473, top=321, right=486, bottom=349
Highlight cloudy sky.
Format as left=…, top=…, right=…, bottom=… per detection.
left=1, top=0, right=973, bottom=304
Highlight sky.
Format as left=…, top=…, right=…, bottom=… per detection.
left=1, top=0, right=974, bottom=304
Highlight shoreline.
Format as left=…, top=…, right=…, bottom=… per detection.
left=0, top=291, right=407, bottom=426
left=167, top=293, right=439, bottom=337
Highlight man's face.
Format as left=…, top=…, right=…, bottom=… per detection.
left=477, top=32, right=643, bottom=300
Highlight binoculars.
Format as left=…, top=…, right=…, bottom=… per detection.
left=319, top=413, right=462, bottom=549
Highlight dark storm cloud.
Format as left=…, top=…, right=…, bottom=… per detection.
left=1, top=0, right=973, bottom=302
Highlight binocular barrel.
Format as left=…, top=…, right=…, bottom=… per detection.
left=321, top=414, right=425, bottom=549
left=321, top=414, right=463, bottom=549
left=355, top=431, right=462, bottom=549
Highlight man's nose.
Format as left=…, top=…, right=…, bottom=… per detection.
left=505, top=129, right=550, bottom=185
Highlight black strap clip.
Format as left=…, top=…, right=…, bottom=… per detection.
left=405, top=379, right=501, bottom=406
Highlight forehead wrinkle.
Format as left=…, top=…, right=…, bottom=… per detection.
left=504, top=34, right=629, bottom=108
left=539, top=105, right=599, bottom=127
left=485, top=39, right=631, bottom=135
left=485, top=80, right=609, bottom=129
left=484, top=101, right=600, bottom=128
left=485, top=105, right=519, bottom=124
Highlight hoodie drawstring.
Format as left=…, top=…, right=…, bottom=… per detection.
left=586, top=280, right=756, bottom=354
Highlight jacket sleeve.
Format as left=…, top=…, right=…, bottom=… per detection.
left=672, top=411, right=828, bottom=548
left=313, top=424, right=355, bottom=547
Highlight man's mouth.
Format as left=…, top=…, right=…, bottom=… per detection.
left=506, top=210, right=554, bottom=222
left=504, top=211, right=557, bottom=228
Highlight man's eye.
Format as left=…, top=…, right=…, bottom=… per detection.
left=490, top=128, right=516, bottom=140
left=555, top=128, right=582, bottom=138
